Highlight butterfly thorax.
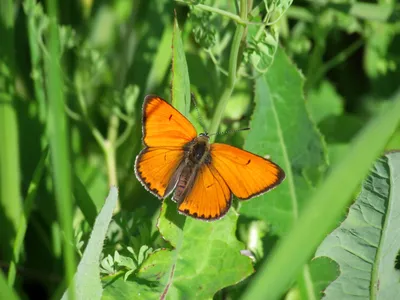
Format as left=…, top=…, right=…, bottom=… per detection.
left=173, top=134, right=211, bottom=203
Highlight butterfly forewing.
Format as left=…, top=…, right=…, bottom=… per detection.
left=210, top=143, right=285, bottom=199
left=135, top=95, right=197, bottom=198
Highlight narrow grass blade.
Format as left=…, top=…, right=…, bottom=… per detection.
left=0, top=0, right=22, bottom=260
left=0, top=271, right=18, bottom=300
left=241, top=90, right=400, bottom=300
left=8, top=148, right=48, bottom=286
left=171, top=15, right=191, bottom=116
left=45, top=0, right=76, bottom=296
left=62, top=187, right=118, bottom=300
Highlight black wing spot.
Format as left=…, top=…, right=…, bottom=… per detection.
left=169, top=114, right=173, bottom=121
left=206, top=184, right=214, bottom=189
left=246, top=159, right=251, bottom=165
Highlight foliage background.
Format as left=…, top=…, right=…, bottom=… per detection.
left=1, top=0, right=400, bottom=299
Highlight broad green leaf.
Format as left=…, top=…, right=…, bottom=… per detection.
left=134, top=200, right=253, bottom=299
left=241, top=47, right=328, bottom=235
left=102, top=275, right=161, bottom=300
left=62, top=187, right=118, bottom=300
left=171, top=16, right=191, bottom=116
left=315, top=152, right=400, bottom=299
left=241, top=90, right=400, bottom=300
left=297, top=257, right=339, bottom=300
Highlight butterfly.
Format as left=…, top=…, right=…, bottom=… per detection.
left=135, top=95, right=285, bottom=220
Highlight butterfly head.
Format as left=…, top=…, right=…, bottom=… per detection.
left=199, top=132, right=209, bottom=139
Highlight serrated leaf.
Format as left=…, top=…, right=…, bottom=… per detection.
left=316, top=152, right=400, bottom=299
left=134, top=200, right=253, bottom=299
left=241, top=47, right=327, bottom=235
left=171, top=16, right=190, bottom=116
left=62, top=187, right=118, bottom=300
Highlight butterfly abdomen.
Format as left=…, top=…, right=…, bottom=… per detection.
left=173, top=135, right=211, bottom=203
left=174, top=164, right=196, bottom=202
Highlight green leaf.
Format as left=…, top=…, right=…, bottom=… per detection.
left=102, top=275, right=161, bottom=300
left=297, top=257, right=339, bottom=299
left=0, top=270, right=19, bottom=300
left=316, top=152, right=400, bottom=299
left=241, top=47, right=328, bottom=235
left=307, top=81, right=344, bottom=125
left=241, top=89, right=400, bottom=300
left=62, top=187, right=118, bottom=300
left=136, top=200, right=253, bottom=299
left=171, top=16, right=191, bottom=116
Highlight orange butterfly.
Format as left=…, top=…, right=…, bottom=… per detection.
left=135, top=95, right=285, bottom=220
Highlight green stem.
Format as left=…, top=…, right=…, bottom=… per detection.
left=175, top=0, right=247, bottom=25
left=75, top=79, right=106, bottom=150
left=208, top=0, right=248, bottom=139
left=105, top=113, right=120, bottom=212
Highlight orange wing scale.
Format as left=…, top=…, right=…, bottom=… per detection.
left=210, top=143, right=285, bottom=200
left=177, top=164, right=232, bottom=220
left=141, top=95, right=197, bottom=147
left=135, top=96, right=197, bottom=198
left=135, top=148, right=184, bottom=199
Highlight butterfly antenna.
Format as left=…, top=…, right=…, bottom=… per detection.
left=191, top=93, right=208, bottom=133
left=208, top=127, right=250, bottom=137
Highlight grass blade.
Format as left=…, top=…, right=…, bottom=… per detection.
left=7, top=148, right=48, bottom=286
left=171, top=15, right=191, bottom=116
left=45, top=0, right=76, bottom=297
left=0, top=0, right=22, bottom=261
left=62, top=187, right=118, bottom=300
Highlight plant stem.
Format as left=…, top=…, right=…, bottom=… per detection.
left=175, top=0, right=247, bottom=25
left=105, top=113, right=120, bottom=211
left=208, top=0, right=248, bottom=139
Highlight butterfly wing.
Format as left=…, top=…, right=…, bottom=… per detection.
left=177, top=164, right=232, bottom=220
left=141, top=95, right=197, bottom=147
left=135, top=95, right=197, bottom=199
left=135, top=148, right=185, bottom=199
left=210, top=143, right=285, bottom=200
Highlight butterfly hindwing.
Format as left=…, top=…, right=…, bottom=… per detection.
left=210, top=143, right=285, bottom=200
left=135, top=147, right=184, bottom=199
left=177, top=163, right=232, bottom=220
